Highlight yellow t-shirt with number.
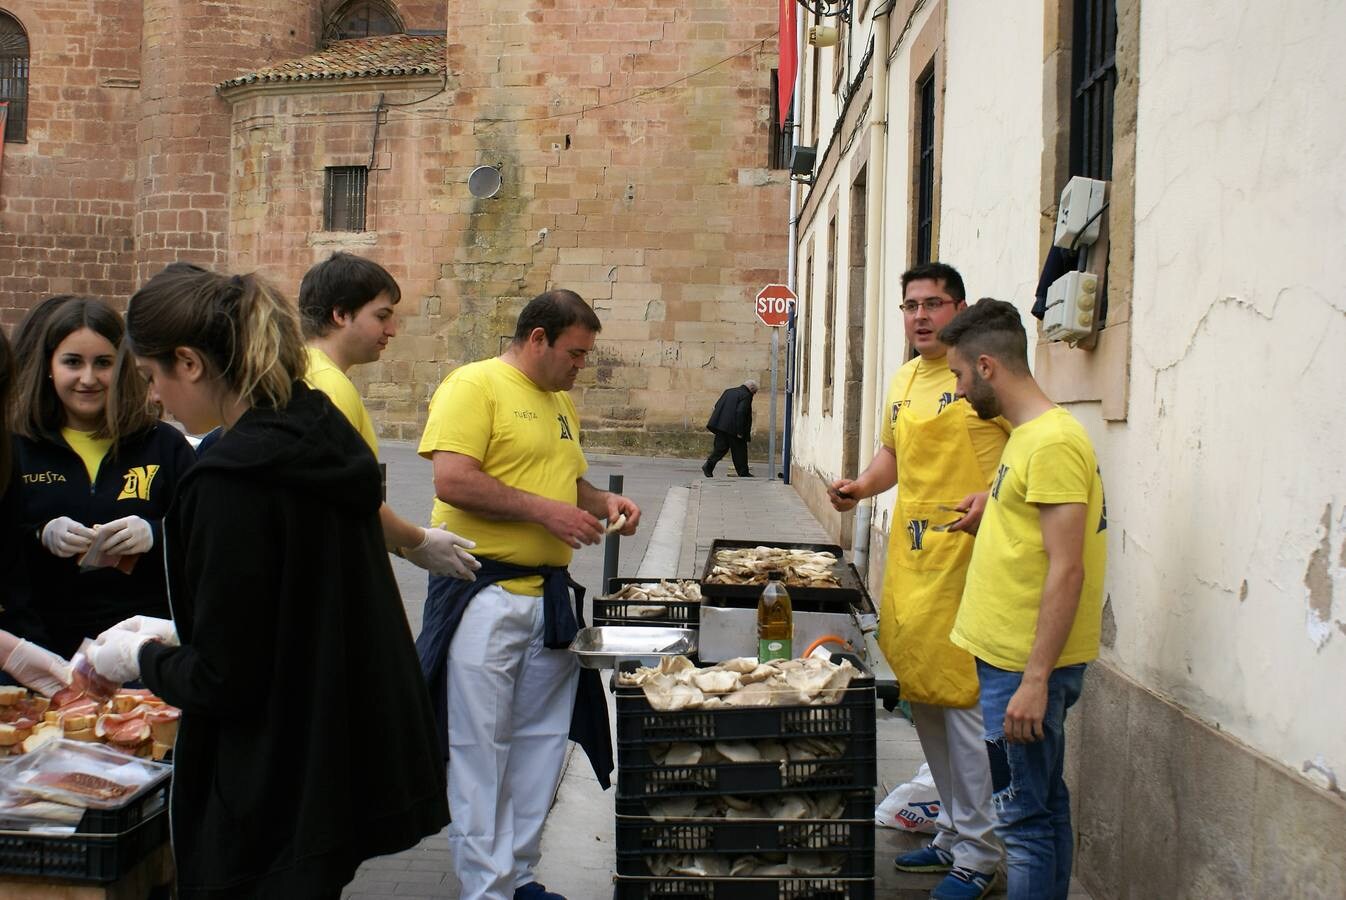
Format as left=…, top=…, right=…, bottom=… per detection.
left=879, top=354, right=1009, bottom=480
left=417, top=357, right=588, bottom=595
left=951, top=407, right=1108, bottom=670
left=304, top=346, right=379, bottom=458
left=61, top=428, right=113, bottom=484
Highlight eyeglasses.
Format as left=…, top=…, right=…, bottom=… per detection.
left=900, top=298, right=958, bottom=314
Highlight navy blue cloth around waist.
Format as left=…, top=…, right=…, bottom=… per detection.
left=414, top=556, right=613, bottom=790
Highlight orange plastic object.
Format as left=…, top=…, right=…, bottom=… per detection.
left=802, top=634, right=853, bottom=659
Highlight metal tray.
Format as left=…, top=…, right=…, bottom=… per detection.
left=699, top=539, right=863, bottom=609
left=569, top=626, right=697, bottom=670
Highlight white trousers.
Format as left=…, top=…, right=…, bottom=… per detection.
left=909, top=699, right=1002, bottom=874
left=446, top=584, right=580, bottom=900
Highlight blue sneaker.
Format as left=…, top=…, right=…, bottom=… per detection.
left=514, top=884, right=566, bottom=900
left=894, top=843, right=954, bottom=872
left=930, top=866, right=996, bottom=899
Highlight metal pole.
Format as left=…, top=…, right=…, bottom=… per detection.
left=602, top=474, right=624, bottom=592
left=768, top=329, right=779, bottom=481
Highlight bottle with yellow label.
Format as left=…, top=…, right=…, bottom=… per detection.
left=757, top=570, right=794, bottom=662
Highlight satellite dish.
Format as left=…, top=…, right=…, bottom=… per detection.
left=468, top=165, right=503, bottom=199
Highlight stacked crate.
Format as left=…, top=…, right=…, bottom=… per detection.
left=612, top=662, right=877, bottom=900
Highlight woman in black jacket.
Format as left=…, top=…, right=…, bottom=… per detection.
left=0, top=328, right=72, bottom=694
left=88, top=265, right=449, bottom=899
left=10, top=297, right=195, bottom=658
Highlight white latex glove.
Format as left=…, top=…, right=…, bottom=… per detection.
left=107, top=614, right=180, bottom=648
left=98, top=516, right=154, bottom=556
left=402, top=526, right=480, bottom=580
left=41, top=516, right=96, bottom=558
left=1, top=640, right=73, bottom=696
left=88, top=630, right=158, bottom=684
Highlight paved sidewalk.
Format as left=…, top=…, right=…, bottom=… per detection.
left=346, top=446, right=1092, bottom=899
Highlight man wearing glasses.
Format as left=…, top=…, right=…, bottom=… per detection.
left=829, top=262, right=1008, bottom=899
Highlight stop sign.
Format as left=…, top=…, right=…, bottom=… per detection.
left=755, top=283, right=796, bottom=327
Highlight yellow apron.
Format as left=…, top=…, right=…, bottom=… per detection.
left=879, top=377, right=987, bottom=708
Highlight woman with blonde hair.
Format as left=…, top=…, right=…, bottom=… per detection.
left=10, top=296, right=195, bottom=658
left=89, top=264, right=448, bottom=898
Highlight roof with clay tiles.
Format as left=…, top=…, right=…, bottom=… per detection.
left=218, top=34, right=445, bottom=90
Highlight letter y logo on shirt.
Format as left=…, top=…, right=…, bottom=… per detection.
left=118, top=465, right=160, bottom=501
left=907, top=518, right=929, bottom=551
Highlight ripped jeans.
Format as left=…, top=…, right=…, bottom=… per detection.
left=975, top=660, right=1086, bottom=900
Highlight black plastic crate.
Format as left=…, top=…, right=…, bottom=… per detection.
left=595, top=578, right=702, bottom=628
left=613, top=875, right=874, bottom=900
left=615, top=751, right=875, bottom=800
left=614, top=793, right=874, bottom=876
left=77, top=773, right=171, bottom=833
left=700, top=540, right=863, bottom=609
left=615, top=667, right=876, bottom=747
left=0, top=805, right=168, bottom=882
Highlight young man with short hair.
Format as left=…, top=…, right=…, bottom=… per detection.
left=298, top=252, right=478, bottom=580
left=830, top=262, right=1007, bottom=899
left=939, top=298, right=1108, bottom=900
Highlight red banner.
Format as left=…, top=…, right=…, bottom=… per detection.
left=778, top=0, right=797, bottom=127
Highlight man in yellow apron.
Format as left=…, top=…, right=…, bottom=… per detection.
left=831, top=263, right=1008, bottom=900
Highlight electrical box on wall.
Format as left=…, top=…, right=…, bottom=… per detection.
left=1042, top=271, right=1100, bottom=343
left=1052, top=176, right=1107, bottom=249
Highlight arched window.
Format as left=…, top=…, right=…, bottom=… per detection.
left=324, top=1, right=403, bottom=46
left=0, top=12, right=29, bottom=143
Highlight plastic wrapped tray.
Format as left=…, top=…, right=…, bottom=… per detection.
left=0, top=740, right=171, bottom=810
left=613, top=875, right=874, bottom=900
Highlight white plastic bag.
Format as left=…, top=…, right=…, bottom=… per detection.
left=875, top=762, right=941, bottom=832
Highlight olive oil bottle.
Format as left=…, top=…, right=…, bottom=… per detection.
left=757, top=570, right=794, bottom=662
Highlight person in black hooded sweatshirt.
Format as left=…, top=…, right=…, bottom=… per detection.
left=86, top=264, right=449, bottom=899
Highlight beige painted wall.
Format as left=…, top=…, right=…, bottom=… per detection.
left=792, top=0, right=1346, bottom=794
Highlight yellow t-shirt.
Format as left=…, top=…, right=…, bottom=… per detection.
left=951, top=407, right=1108, bottom=670
left=304, top=346, right=379, bottom=458
left=417, top=357, right=588, bottom=595
left=879, top=354, right=1009, bottom=481
left=61, top=428, right=113, bottom=484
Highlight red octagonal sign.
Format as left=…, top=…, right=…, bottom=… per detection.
left=755, top=283, right=796, bottom=327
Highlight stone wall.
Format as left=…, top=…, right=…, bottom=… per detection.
left=0, top=0, right=143, bottom=323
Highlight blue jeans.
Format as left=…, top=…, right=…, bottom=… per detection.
left=976, top=660, right=1086, bottom=900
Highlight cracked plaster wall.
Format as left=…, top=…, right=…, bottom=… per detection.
left=1106, top=0, right=1346, bottom=786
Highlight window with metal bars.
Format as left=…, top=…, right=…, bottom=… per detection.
left=324, top=166, right=368, bottom=232
left=915, top=70, right=937, bottom=265
left=325, top=0, right=402, bottom=46
left=769, top=69, right=794, bottom=170
left=1, top=13, right=29, bottom=144
left=1070, top=0, right=1117, bottom=180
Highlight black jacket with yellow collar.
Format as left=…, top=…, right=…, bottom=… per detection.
left=12, top=423, right=196, bottom=658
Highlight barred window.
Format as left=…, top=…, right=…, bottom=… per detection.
left=325, top=0, right=402, bottom=45
left=769, top=69, right=794, bottom=170
left=324, top=166, right=368, bottom=232
left=1070, top=0, right=1117, bottom=179
left=1, top=13, right=29, bottom=144
left=915, top=69, right=937, bottom=265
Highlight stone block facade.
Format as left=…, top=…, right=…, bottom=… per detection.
left=3, top=0, right=789, bottom=455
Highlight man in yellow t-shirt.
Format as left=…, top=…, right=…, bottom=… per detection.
left=830, top=263, right=1005, bottom=895
left=417, top=289, right=640, bottom=900
left=298, top=252, right=478, bottom=580
left=941, top=298, right=1107, bottom=900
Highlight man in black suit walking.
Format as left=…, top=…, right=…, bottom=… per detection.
left=702, top=380, right=758, bottom=477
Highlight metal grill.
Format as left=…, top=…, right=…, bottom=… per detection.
left=1, top=14, right=29, bottom=143
left=915, top=71, right=936, bottom=264
left=1070, top=0, right=1117, bottom=180
left=324, top=166, right=368, bottom=232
